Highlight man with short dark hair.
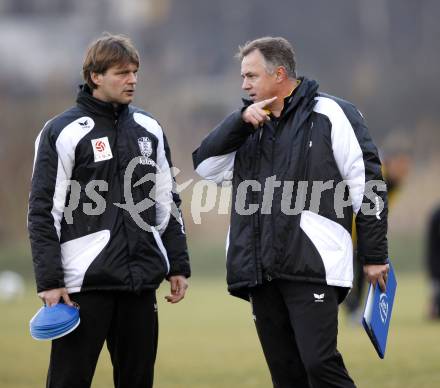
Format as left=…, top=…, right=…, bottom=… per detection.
left=28, top=33, right=190, bottom=388
left=193, top=36, right=389, bottom=387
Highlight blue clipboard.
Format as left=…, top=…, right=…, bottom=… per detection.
left=362, top=262, right=397, bottom=359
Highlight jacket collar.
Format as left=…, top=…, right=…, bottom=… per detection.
left=76, top=84, right=128, bottom=120
left=283, top=77, right=319, bottom=116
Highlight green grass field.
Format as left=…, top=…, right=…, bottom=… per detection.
left=1, top=273, right=440, bottom=387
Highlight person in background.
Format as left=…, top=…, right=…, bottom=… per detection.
left=28, top=33, right=190, bottom=388
left=427, top=204, right=440, bottom=319
left=344, top=151, right=411, bottom=318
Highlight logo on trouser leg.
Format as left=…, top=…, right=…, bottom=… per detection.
left=314, top=293, right=325, bottom=302
left=249, top=295, right=256, bottom=321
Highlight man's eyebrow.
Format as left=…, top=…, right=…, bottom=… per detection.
left=115, top=64, right=138, bottom=71
left=115, top=67, right=138, bottom=74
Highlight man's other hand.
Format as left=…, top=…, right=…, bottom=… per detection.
left=38, top=288, right=73, bottom=307
left=363, top=264, right=389, bottom=292
left=165, top=275, right=189, bottom=304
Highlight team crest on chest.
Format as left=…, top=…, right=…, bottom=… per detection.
left=138, top=137, right=155, bottom=165
left=91, top=137, right=113, bottom=162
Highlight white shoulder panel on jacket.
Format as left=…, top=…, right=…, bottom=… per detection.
left=313, top=97, right=365, bottom=214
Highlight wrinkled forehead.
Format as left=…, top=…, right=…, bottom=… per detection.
left=241, top=50, right=267, bottom=75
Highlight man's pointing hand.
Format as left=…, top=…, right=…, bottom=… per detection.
left=242, top=96, right=277, bottom=128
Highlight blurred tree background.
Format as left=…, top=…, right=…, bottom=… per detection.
left=0, top=0, right=439, bottom=279
left=1, top=2, right=440, bottom=387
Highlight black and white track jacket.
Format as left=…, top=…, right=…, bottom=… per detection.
left=28, top=85, right=190, bottom=294
left=193, top=77, right=388, bottom=300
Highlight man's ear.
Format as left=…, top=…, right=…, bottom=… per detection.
left=276, top=67, right=287, bottom=82
left=90, top=72, right=102, bottom=87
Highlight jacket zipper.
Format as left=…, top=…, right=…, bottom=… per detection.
left=269, top=119, right=278, bottom=280
left=252, top=128, right=263, bottom=285
left=114, top=113, right=136, bottom=291
left=302, top=120, right=314, bottom=208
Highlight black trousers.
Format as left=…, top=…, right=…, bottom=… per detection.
left=46, top=290, right=158, bottom=388
left=250, top=280, right=356, bottom=388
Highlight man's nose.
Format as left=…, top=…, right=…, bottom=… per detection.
left=242, top=78, right=250, bottom=90
left=128, top=72, right=137, bottom=84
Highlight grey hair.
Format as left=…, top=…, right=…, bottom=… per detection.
left=236, top=36, right=297, bottom=78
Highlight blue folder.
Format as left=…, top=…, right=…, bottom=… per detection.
left=362, top=262, right=397, bottom=359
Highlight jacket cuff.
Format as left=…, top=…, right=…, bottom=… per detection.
left=236, top=109, right=257, bottom=134
left=166, top=262, right=191, bottom=280
left=36, top=278, right=65, bottom=293
left=361, top=255, right=389, bottom=265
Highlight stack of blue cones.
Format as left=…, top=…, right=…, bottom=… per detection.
left=30, top=303, right=80, bottom=340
